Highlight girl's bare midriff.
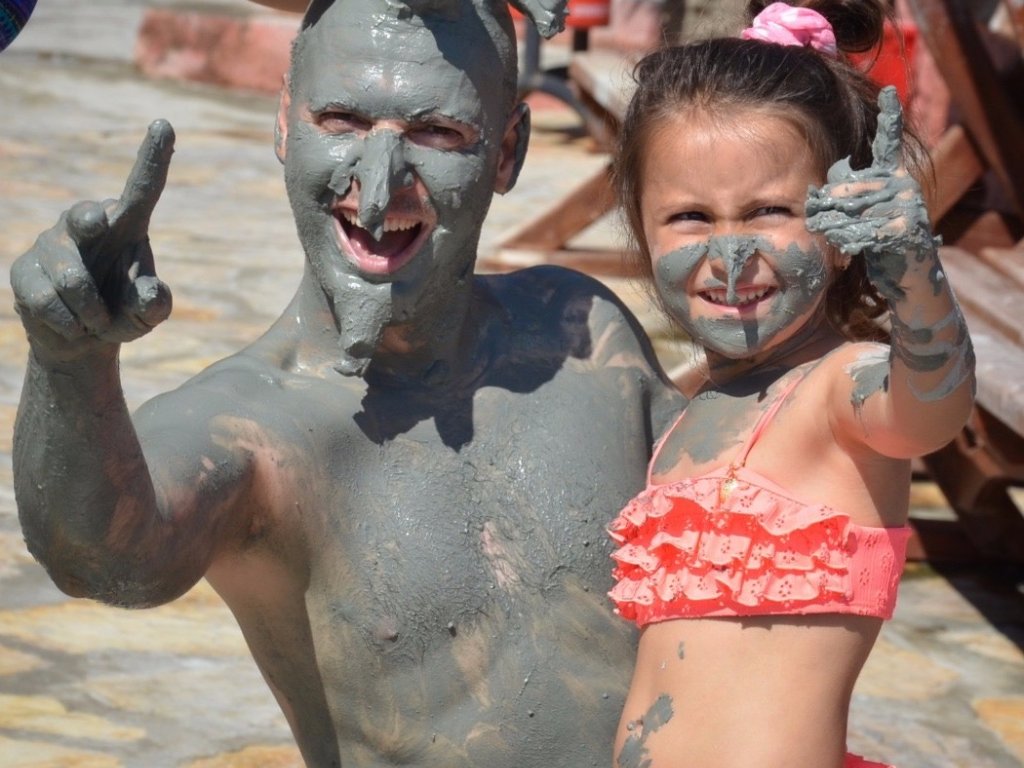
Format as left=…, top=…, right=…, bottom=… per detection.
left=618, top=614, right=882, bottom=767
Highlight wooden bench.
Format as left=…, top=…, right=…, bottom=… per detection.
left=907, top=0, right=1024, bottom=562
left=924, top=244, right=1024, bottom=561
left=481, top=48, right=636, bottom=276
left=910, top=0, right=1024, bottom=249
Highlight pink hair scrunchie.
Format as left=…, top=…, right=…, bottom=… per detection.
left=740, top=2, right=838, bottom=57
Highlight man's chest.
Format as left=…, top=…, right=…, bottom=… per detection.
left=294, top=386, right=645, bottom=623
left=324, top=415, right=642, bottom=577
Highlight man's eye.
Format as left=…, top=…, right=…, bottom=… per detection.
left=317, top=111, right=369, bottom=131
left=408, top=123, right=470, bottom=149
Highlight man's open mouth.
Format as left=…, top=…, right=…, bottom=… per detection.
left=333, top=208, right=431, bottom=276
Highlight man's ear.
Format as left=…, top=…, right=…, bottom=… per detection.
left=275, top=77, right=291, bottom=164
left=494, top=102, right=531, bottom=195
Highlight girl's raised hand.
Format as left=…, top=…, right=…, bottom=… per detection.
left=807, top=88, right=974, bottom=455
left=805, top=87, right=939, bottom=302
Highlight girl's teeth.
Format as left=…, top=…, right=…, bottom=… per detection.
left=703, top=287, right=771, bottom=305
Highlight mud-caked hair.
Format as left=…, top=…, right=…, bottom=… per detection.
left=614, top=0, right=928, bottom=342
left=290, top=0, right=521, bottom=118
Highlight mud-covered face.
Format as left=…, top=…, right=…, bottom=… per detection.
left=640, top=111, right=838, bottom=360
left=278, top=2, right=522, bottom=297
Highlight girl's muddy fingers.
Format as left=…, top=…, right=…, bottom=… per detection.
left=805, top=209, right=850, bottom=235
left=816, top=186, right=898, bottom=217
left=870, top=87, right=904, bottom=173
left=825, top=156, right=855, bottom=185
left=816, top=224, right=864, bottom=252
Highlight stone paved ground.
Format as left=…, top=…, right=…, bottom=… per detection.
left=0, top=2, right=1022, bottom=766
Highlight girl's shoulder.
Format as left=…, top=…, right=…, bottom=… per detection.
left=807, top=339, right=892, bottom=388
left=769, top=340, right=894, bottom=426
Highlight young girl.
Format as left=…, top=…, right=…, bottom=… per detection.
left=606, top=2, right=975, bottom=767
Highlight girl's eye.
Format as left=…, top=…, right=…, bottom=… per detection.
left=751, top=205, right=792, bottom=218
left=669, top=211, right=708, bottom=224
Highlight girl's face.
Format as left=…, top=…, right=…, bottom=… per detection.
left=640, top=109, right=839, bottom=362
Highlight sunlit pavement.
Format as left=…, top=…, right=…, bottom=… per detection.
left=0, top=2, right=1021, bottom=766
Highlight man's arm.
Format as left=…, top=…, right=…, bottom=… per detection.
left=594, top=287, right=687, bottom=448
left=10, top=122, right=251, bottom=607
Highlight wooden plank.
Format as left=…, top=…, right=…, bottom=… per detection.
left=922, top=434, right=1024, bottom=562
left=969, top=326, right=1024, bottom=438
left=480, top=246, right=640, bottom=278
left=927, top=124, right=985, bottom=222
left=939, top=208, right=1023, bottom=254
left=941, top=246, right=1024, bottom=344
left=907, top=0, right=1024, bottom=217
left=496, top=163, right=615, bottom=252
left=905, top=517, right=983, bottom=563
left=567, top=49, right=636, bottom=122
left=949, top=311, right=1024, bottom=438
left=978, top=245, right=1024, bottom=287
left=490, top=51, right=636, bottom=272
left=938, top=247, right=1024, bottom=435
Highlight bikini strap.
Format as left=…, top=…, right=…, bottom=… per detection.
left=649, top=366, right=811, bottom=484
left=647, top=408, right=689, bottom=485
left=732, top=367, right=810, bottom=468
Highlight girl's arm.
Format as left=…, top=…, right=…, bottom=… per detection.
left=806, top=87, right=975, bottom=458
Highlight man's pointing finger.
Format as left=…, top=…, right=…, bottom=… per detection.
left=111, top=120, right=176, bottom=239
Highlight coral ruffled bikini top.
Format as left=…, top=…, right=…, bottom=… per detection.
left=608, top=371, right=911, bottom=628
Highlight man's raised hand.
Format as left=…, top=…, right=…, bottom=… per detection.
left=11, top=121, right=175, bottom=362
left=508, top=0, right=568, bottom=37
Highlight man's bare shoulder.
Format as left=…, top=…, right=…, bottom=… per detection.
left=135, top=346, right=360, bottom=434
left=479, top=265, right=665, bottom=369
left=480, top=264, right=618, bottom=301
left=480, top=265, right=637, bottom=334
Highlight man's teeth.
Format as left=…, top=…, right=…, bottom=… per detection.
left=702, top=287, right=772, bottom=305
left=341, top=210, right=419, bottom=233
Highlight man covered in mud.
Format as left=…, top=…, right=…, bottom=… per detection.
left=9, top=0, right=682, bottom=766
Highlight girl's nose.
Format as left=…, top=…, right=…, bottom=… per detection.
left=707, top=235, right=760, bottom=305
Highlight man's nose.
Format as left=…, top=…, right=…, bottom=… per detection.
left=354, top=130, right=414, bottom=240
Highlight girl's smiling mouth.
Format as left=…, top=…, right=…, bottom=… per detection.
left=697, top=284, right=777, bottom=310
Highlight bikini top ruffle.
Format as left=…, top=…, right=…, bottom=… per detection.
left=608, top=468, right=911, bottom=628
